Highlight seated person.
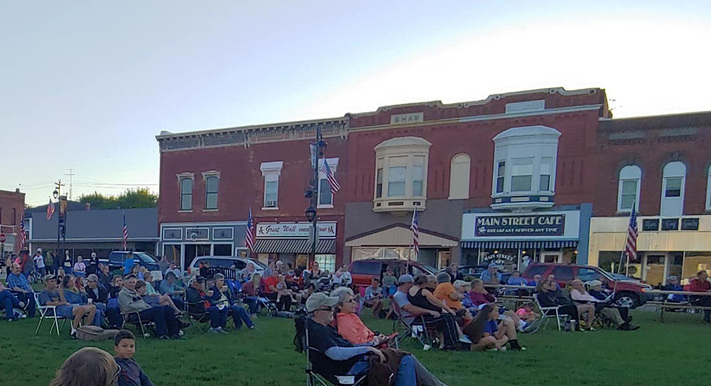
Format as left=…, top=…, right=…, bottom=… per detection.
left=135, top=280, right=182, bottom=315
left=118, top=274, right=181, bottom=339
left=688, top=270, right=711, bottom=323
left=113, top=330, right=155, bottom=386
left=208, top=273, right=255, bottom=330
left=276, top=274, right=299, bottom=306
left=507, top=271, right=528, bottom=286
left=158, top=272, right=185, bottom=298
left=0, top=281, right=25, bottom=320
left=239, top=262, right=257, bottom=282
left=85, top=274, right=109, bottom=308
left=110, top=275, right=124, bottom=299
left=661, top=276, right=687, bottom=303
left=527, top=274, right=542, bottom=287
left=570, top=279, right=638, bottom=331
left=299, top=283, right=316, bottom=309
left=433, top=273, right=463, bottom=311
left=186, top=276, right=229, bottom=333
left=305, top=292, right=444, bottom=386
left=263, top=270, right=292, bottom=311
left=96, top=264, right=112, bottom=290
left=402, top=274, right=471, bottom=349
left=462, top=304, right=525, bottom=351
left=6, top=262, right=36, bottom=317
left=456, top=280, right=476, bottom=311
left=240, top=273, right=262, bottom=317
left=515, top=302, right=540, bottom=323
left=73, top=256, right=87, bottom=278
left=588, top=280, right=632, bottom=322
left=363, top=278, right=384, bottom=317
left=62, top=275, right=102, bottom=327
left=39, top=275, right=96, bottom=337
left=330, top=265, right=352, bottom=289
left=165, top=262, right=182, bottom=281
left=381, top=266, right=398, bottom=297
left=480, top=263, right=502, bottom=285
left=469, top=279, right=496, bottom=307
left=537, top=278, right=584, bottom=331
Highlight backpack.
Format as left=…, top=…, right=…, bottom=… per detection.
left=75, top=325, right=120, bottom=341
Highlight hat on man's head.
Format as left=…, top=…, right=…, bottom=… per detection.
left=668, top=275, right=678, bottom=281
left=43, top=274, right=56, bottom=282
left=398, top=274, right=414, bottom=284
left=588, top=280, right=602, bottom=288
left=487, top=263, right=498, bottom=269
left=305, top=292, right=339, bottom=313
left=194, top=276, right=206, bottom=283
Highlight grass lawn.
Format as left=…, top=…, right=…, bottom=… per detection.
left=0, top=309, right=708, bottom=386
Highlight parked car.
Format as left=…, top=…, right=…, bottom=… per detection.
left=187, top=256, right=266, bottom=278
left=106, top=251, right=160, bottom=272
left=521, top=263, right=652, bottom=308
left=348, top=259, right=437, bottom=288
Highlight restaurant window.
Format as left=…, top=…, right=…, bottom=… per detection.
left=203, top=172, right=220, bottom=210
left=617, top=165, right=641, bottom=212
left=660, top=161, right=686, bottom=217
left=177, top=174, right=194, bottom=211
left=449, top=153, right=471, bottom=199
left=373, top=137, right=431, bottom=212
left=315, top=254, right=336, bottom=273
left=260, top=161, right=283, bottom=209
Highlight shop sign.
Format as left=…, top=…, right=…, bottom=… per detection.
left=475, top=214, right=565, bottom=237
left=256, top=222, right=336, bottom=238
left=482, top=253, right=516, bottom=266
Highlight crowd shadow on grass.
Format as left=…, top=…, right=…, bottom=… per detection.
left=1, top=309, right=709, bottom=386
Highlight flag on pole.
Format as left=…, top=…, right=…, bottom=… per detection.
left=321, top=159, right=341, bottom=194
left=245, top=208, right=255, bottom=252
left=122, top=213, right=128, bottom=251
left=46, top=198, right=55, bottom=220
left=410, top=209, right=420, bottom=258
left=18, top=220, right=26, bottom=251
left=625, top=204, right=638, bottom=262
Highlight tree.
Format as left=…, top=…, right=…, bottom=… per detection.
left=77, top=192, right=115, bottom=209
left=77, top=188, right=157, bottom=209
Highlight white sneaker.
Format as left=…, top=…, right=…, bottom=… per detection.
left=499, top=346, right=507, bottom=352
left=459, top=335, right=472, bottom=344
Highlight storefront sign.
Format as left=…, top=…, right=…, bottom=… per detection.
left=482, top=253, right=516, bottom=266
left=475, top=214, right=565, bottom=237
left=390, top=112, right=423, bottom=125
left=256, top=222, right=337, bottom=238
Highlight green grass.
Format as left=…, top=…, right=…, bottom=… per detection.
left=0, top=309, right=708, bottom=386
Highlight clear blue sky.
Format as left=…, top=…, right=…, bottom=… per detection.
left=1, top=0, right=709, bottom=206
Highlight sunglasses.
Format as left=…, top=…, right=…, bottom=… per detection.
left=344, top=298, right=356, bottom=304
left=315, top=306, right=332, bottom=312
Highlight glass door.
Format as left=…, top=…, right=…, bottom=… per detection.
left=643, top=254, right=667, bottom=286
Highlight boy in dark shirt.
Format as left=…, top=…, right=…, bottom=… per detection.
left=114, top=330, right=155, bottom=386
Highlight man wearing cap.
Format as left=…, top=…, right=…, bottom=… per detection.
left=571, top=279, right=638, bottom=331
left=305, top=292, right=421, bottom=385
left=480, top=263, right=502, bottom=284
left=119, top=274, right=181, bottom=339
left=187, top=276, right=229, bottom=334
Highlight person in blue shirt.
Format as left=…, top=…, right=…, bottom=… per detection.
left=662, top=276, right=687, bottom=303
left=507, top=271, right=528, bottom=286
left=6, top=263, right=36, bottom=317
left=123, top=252, right=136, bottom=275
left=480, top=263, right=502, bottom=284
left=62, top=275, right=102, bottom=327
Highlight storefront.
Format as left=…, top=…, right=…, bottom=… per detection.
left=252, top=221, right=337, bottom=272
left=460, top=207, right=590, bottom=274
left=589, top=215, right=711, bottom=286
left=159, top=221, right=248, bottom=271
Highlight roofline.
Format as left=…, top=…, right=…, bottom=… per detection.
left=155, top=116, right=348, bottom=141
left=599, top=110, right=711, bottom=122
left=345, top=223, right=459, bottom=243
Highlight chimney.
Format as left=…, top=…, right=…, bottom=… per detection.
left=15, top=188, right=20, bottom=193
left=85, top=202, right=91, bottom=211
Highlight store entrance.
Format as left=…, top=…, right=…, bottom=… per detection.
left=643, top=254, right=667, bottom=286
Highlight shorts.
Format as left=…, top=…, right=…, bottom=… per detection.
left=56, top=305, right=75, bottom=318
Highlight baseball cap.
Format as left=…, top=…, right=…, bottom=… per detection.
left=398, top=274, right=414, bottom=283
left=43, top=274, right=57, bottom=282
left=487, top=263, right=498, bottom=269
left=305, top=292, right=339, bottom=313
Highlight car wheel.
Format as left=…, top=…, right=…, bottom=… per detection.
left=614, top=292, right=639, bottom=308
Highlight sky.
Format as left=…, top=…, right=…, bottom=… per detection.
left=1, top=0, right=710, bottom=206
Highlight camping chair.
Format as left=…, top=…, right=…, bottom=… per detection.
left=531, top=293, right=569, bottom=332
left=118, top=302, right=156, bottom=339
left=34, top=292, right=68, bottom=335
left=390, top=295, right=434, bottom=350
left=294, top=315, right=368, bottom=386
left=185, top=302, right=212, bottom=332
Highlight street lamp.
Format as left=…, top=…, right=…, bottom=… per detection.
left=305, top=206, right=316, bottom=222
left=53, top=189, right=59, bottom=199
left=305, top=125, right=326, bottom=267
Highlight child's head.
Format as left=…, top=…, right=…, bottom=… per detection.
left=114, top=330, right=136, bottom=359
left=523, top=302, right=534, bottom=311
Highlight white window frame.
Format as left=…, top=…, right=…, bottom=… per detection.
left=372, top=137, right=431, bottom=211
left=202, top=171, right=221, bottom=211
left=176, top=172, right=194, bottom=212
left=260, top=161, right=283, bottom=210
left=617, top=165, right=641, bottom=212
left=317, top=158, right=339, bottom=209
left=660, top=161, right=686, bottom=217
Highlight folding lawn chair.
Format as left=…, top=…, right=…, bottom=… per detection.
left=531, top=293, right=569, bottom=332
left=34, top=292, right=68, bottom=335
left=390, top=296, right=434, bottom=350
left=294, top=315, right=368, bottom=386
left=185, top=302, right=212, bottom=332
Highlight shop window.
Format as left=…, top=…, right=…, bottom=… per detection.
left=373, top=137, right=431, bottom=212
left=260, top=161, right=283, bottom=209
left=163, top=244, right=182, bottom=267
left=449, top=153, right=471, bottom=199
left=617, top=165, right=641, bottom=212
left=178, top=174, right=194, bottom=211
left=681, top=252, right=711, bottom=282
left=660, top=161, right=686, bottom=217
left=491, top=125, right=560, bottom=209
left=203, top=172, right=220, bottom=210
left=315, top=254, right=336, bottom=273
left=318, top=158, right=339, bottom=208
left=213, top=244, right=232, bottom=256
left=552, top=266, right=574, bottom=281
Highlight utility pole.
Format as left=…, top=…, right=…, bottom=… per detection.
left=64, top=169, right=74, bottom=200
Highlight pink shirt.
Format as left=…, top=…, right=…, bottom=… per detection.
left=516, top=308, right=533, bottom=318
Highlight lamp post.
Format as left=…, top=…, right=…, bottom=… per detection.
left=53, top=186, right=60, bottom=256
left=305, top=125, right=326, bottom=267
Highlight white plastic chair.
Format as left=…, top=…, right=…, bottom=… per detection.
left=532, top=293, right=569, bottom=332
left=34, top=292, right=68, bottom=335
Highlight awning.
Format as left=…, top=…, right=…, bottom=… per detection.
left=460, top=240, right=578, bottom=249
left=253, top=238, right=336, bottom=254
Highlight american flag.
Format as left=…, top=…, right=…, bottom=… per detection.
left=410, top=209, right=420, bottom=258
left=625, top=204, right=638, bottom=262
left=122, top=213, right=128, bottom=251
left=18, top=219, right=26, bottom=251
left=245, top=208, right=255, bottom=252
left=46, top=198, right=55, bottom=220
left=321, top=159, right=341, bottom=194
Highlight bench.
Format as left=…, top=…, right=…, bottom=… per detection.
left=644, top=290, right=711, bottom=322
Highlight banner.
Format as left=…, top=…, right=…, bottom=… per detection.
left=256, top=222, right=336, bottom=238
left=475, top=214, right=565, bottom=237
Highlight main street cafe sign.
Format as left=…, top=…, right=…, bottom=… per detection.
left=475, top=214, right=565, bottom=237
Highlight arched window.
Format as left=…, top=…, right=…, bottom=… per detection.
left=617, top=165, right=641, bottom=212
left=660, top=161, right=686, bottom=217
left=449, top=153, right=471, bottom=199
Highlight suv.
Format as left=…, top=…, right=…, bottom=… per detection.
left=106, top=251, right=160, bottom=272
left=348, top=259, right=437, bottom=288
left=521, top=263, right=652, bottom=308
left=187, top=256, right=266, bottom=277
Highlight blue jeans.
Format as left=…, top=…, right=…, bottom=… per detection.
left=0, top=290, right=22, bottom=320
left=229, top=305, right=254, bottom=329
left=138, top=306, right=179, bottom=337
left=13, top=292, right=35, bottom=318
left=245, top=297, right=259, bottom=315
left=207, top=306, right=228, bottom=328
left=395, top=355, right=416, bottom=386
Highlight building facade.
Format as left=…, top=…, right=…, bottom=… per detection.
left=588, top=111, right=711, bottom=286
left=156, top=118, right=349, bottom=272
left=0, top=189, right=25, bottom=257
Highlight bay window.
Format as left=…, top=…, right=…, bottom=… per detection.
left=373, top=137, right=431, bottom=212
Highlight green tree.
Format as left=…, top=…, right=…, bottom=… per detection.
left=116, top=188, right=158, bottom=209
left=78, top=192, right=117, bottom=209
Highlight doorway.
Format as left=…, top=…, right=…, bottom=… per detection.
left=183, top=244, right=211, bottom=271
left=643, top=253, right=667, bottom=286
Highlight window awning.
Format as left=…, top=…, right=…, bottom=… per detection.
left=253, top=238, right=336, bottom=254
left=460, top=240, right=578, bottom=249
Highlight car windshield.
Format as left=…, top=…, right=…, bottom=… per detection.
left=251, top=260, right=267, bottom=269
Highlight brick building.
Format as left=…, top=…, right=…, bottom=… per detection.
left=0, top=189, right=26, bottom=257
left=156, top=118, right=349, bottom=272
left=588, top=111, right=711, bottom=286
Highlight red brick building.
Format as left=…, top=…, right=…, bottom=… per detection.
left=0, top=189, right=26, bottom=257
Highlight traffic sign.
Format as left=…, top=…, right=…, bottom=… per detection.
left=0, top=233, right=5, bottom=243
